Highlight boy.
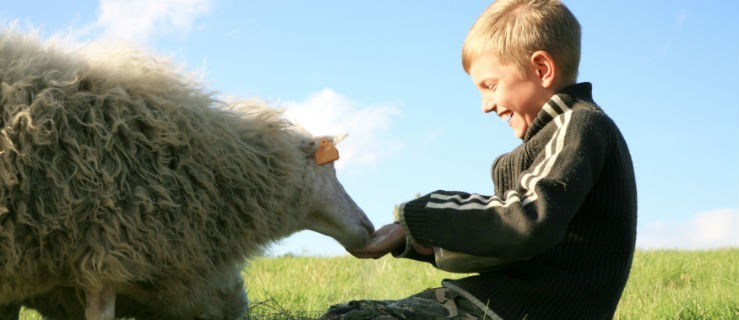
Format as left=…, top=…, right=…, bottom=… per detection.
left=320, top=0, right=637, bottom=319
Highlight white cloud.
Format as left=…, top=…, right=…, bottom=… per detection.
left=81, top=0, right=213, bottom=43
left=637, top=208, right=739, bottom=249
left=281, top=88, right=401, bottom=171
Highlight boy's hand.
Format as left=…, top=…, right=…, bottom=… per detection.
left=348, top=223, right=434, bottom=259
left=348, top=223, right=406, bottom=259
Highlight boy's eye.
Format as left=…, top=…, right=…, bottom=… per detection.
left=487, top=83, right=497, bottom=97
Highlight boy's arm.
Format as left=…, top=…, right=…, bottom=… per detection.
left=390, top=228, right=437, bottom=265
left=398, top=110, right=613, bottom=259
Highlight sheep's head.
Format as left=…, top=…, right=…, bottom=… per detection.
left=298, top=134, right=374, bottom=250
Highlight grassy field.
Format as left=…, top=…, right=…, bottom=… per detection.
left=18, top=249, right=738, bottom=319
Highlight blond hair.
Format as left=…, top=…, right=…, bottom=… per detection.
left=462, top=0, right=581, bottom=85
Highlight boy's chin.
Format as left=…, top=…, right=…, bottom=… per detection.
left=508, top=116, right=526, bottom=139
left=513, top=125, right=527, bottom=139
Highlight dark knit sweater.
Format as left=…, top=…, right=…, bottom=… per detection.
left=398, top=83, right=637, bottom=319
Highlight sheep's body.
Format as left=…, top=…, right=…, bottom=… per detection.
left=21, top=263, right=248, bottom=320
left=0, top=31, right=372, bottom=319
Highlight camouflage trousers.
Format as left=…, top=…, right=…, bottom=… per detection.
left=317, top=287, right=495, bottom=320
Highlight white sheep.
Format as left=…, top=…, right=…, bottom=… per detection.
left=0, top=30, right=374, bottom=320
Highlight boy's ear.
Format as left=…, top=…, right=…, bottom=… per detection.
left=531, top=51, right=556, bottom=89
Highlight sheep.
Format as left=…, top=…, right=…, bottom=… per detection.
left=0, top=30, right=374, bottom=320
left=18, top=262, right=248, bottom=320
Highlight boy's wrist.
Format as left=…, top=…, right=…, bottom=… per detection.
left=396, top=203, right=418, bottom=245
left=398, top=199, right=434, bottom=247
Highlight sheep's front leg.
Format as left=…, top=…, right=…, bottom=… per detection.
left=84, top=287, right=116, bottom=320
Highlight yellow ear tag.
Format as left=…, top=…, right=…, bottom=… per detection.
left=315, top=138, right=340, bottom=166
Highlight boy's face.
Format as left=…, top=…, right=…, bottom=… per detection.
left=469, top=53, right=553, bottom=139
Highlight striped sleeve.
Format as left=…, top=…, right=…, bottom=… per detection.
left=398, top=98, right=612, bottom=258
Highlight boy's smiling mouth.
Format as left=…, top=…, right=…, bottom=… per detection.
left=501, top=114, right=512, bottom=123
left=499, top=111, right=513, bottom=126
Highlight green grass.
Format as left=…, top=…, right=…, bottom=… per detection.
left=242, top=255, right=469, bottom=319
left=615, top=249, right=738, bottom=320
left=18, top=249, right=739, bottom=319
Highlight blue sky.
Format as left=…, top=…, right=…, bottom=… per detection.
left=3, top=0, right=737, bottom=255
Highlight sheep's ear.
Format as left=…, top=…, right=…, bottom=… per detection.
left=310, top=134, right=347, bottom=165
left=330, top=133, right=348, bottom=145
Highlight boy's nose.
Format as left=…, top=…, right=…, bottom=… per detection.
left=482, top=100, right=496, bottom=113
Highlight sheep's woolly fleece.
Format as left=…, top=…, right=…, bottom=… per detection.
left=0, top=31, right=313, bottom=300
